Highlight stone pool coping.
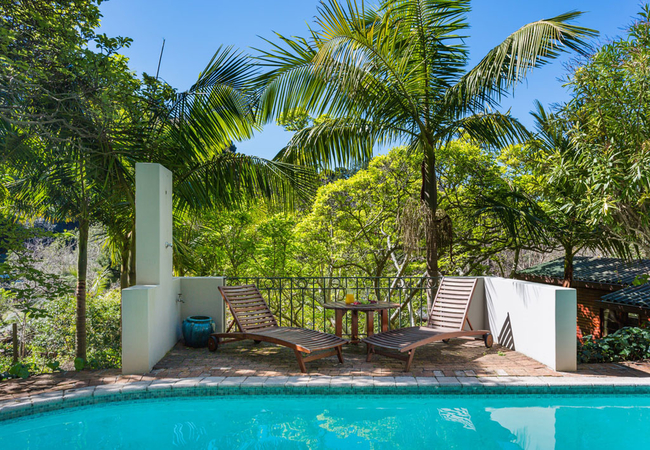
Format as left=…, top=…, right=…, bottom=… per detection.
left=3, top=376, right=650, bottom=422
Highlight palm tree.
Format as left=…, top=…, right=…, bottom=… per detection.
left=254, top=0, right=597, bottom=277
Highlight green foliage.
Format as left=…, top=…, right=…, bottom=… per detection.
left=277, top=108, right=311, bottom=131
left=74, top=357, right=86, bottom=371
left=8, top=362, right=37, bottom=379
left=30, top=289, right=122, bottom=370
left=174, top=206, right=302, bottom=278
left=256, top=0, right=596, bottom=276
left=579, top=327, right=650, bottom=363
left=177, top=143, right=541, bottom=280
left=565, top=7, right=650, bottom=252
left=634, top=274, right=650, bottom=286
left=0, top=289, right=122, bottom=377
left=297, top=147, right=422, bottom=278
left=0, top=220, right=71, bottom=321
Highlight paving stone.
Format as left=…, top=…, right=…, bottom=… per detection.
left=94, top=385, right=123, bottom=397
left=415, top=377, right=439, bottom=387
left=241, top=377, right=268, bottom=387
left=30, top=390, right=64, bottom=406
left=173, top=379, right=202, bottom=389
left=120, top=382, right=151, bottom=394
left=1, top=399, right=32, bottom=413
left=436, top=377, right=460, bottom=385
left=3, top=338, right=650, bottom=402
left=351, top=376, right=374, bottom=387
left=373, top=377, right=396, bottom=388
left=219, top=377, right=247, bottom=387
left=394, top=376, right=418, bottom=387
left=329, top=378, right=352, bottom=388
left=284, top=376, right=310, bottom=389
left=308, top=377, right=332, bottom=388
left=457, top=377, right=482, bottom=386
left=199, top=377, right=226, bottom=387
left=63, top=387, right=96, bottom=401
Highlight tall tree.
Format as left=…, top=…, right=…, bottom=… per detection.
left=254, top=0, right=596, bottom=277
left=1, top=2, right=314, bottom=362
left=565, top=5, right=650, bottom=255
left=513, top=102, right=616, bottom=286
left=0, top=0, right=139, bottom=362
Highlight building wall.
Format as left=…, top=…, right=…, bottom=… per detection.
left=575, top=287, right=610, bottom=338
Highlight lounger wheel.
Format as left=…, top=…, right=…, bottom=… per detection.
left=484, top=333, right=493, bottom=348
left=208, top=336, right=220, bottom=352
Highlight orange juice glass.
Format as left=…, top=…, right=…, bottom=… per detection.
left=345, top=293, right=354, bottom=304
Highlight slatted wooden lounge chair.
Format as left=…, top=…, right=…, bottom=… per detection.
left=208, top=284, right=348, bottom=373
left=363, top=278, right=493, bottom=371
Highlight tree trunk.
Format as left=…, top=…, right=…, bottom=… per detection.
left=421, top=142, right=439, bottom=313
left=509, top=247, right=521, bottom=279
left=563, top=245, right=574, bottom=288
left=421, top=143, right=439, bottom=277
left=76, top=218, right=89, bottom=362
left=120, top=236, right=130, bottom=289
left=128, top=224, right=136, bottom=286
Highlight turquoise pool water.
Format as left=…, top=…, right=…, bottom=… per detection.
left=2, top=394, right=650, bottom=449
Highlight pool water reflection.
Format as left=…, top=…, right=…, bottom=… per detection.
left=1, top=394, right=649, bottom=449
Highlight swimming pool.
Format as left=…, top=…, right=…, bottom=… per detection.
left=2, top=394, right=650, bottom=449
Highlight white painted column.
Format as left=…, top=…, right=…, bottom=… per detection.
left=122, top=163, right=180, bottom=374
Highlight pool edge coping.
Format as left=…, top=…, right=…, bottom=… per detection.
left=3, top=376, right=650, bottom=421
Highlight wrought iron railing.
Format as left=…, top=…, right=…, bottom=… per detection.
left=225, top=276, right=439, bottom=339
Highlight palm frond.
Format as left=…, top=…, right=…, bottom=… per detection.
left=474, top=187, right=551, bottom=248
left=275, top=115, right=412, bottom=169
left=166, top=46, right=258, bottom=157
left=438, top=111, right=530, bottom=148
left=447, top=11, right=597, bottom=115
left=172, top=152, right=317, bottom=213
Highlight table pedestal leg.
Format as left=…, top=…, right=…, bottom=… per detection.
left=351, top=310, right=359, bottom=344
left=366, top=311, right=375, bottom=337
left=335, top=310, right=343, bottom=337
left=381, top=310, right=389, bottom=332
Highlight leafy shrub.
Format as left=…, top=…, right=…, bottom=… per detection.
left=578, top=327, right=650, bottom=363
left=31, top=289, right=122, bottom=369
left=1, top=289, right=122, bottom=377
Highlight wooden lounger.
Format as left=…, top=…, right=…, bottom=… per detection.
left=363, top=278, right=493, bottom=371
left=209, top=284, right=348, bottom=373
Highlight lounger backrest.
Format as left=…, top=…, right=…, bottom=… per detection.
left=426, top=278, right=477, bottom=331
left=218, top=284, right=278, bottom=332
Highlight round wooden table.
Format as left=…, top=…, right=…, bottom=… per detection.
left=323, top=301, right=400, bottom=344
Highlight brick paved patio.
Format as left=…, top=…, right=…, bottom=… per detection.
left=2, top=338, right=649, bottom=402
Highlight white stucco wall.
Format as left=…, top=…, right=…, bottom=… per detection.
left=483, top=277, right=577, bottom=371
left=462, top=277, right=486, bottom=331
left=179, top=277, right=226, bottom=333
left=121, top=285, right=154, bottom=373
left=122, top=163, right=228, bottom=374
left=122, top=164, right=181, bottom=374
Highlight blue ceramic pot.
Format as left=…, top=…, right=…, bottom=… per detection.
left=182, top=316, right=215, bottom=348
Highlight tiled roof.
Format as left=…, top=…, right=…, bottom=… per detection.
left=518, top=256, right=650, bottom=286
left=601, top=284, right=650, bottom=310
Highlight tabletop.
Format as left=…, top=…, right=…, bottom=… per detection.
left=323, top=301, right=400, bottom=311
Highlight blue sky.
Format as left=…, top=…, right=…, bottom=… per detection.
left=98, top=0, right=642, bottom=159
